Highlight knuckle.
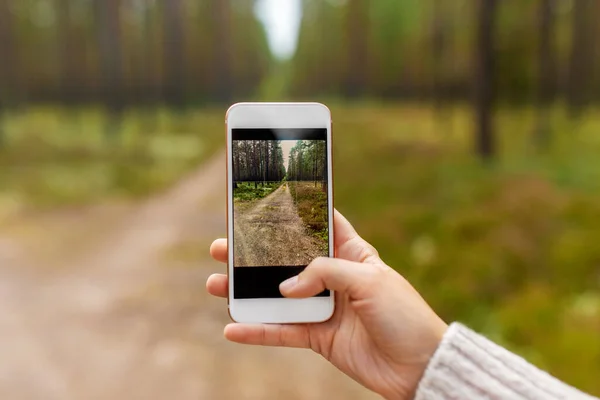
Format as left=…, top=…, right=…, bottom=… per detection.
left=347, top=236, right=380, bottom=264
left=358, top=242, right=380, bottom=264
left=260, top=325, right=268, bottom=344
left=277, top=326, right=286, bottom=347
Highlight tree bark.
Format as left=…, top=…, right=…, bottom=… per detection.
left=534, top=0, right=555, bottom=148
left=344, top=0, right=369, bottom=98
left=0, top=0, right=16, bottom=146
left=474, top=0, right=497, bottom=160
left=566, top=0, right=593, bottom=118
left=163, top=0, right=186, bottom=108
left=211, top=0, right=233, bottom=102
left=265, top=141, right=270, bottom=182
left=432, top=0, right=446, bottom=110
left=56, top=0, right=77, bottom=104
left=95, top=0, right=124, bottom=140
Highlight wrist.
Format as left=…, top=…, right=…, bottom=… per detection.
left=383, top=319, right=448, bottom=400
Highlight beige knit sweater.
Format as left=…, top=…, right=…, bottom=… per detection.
left=415, top=323, right=598, bottom=399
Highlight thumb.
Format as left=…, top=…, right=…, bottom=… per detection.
left=280, top=257, right=384, bottom=300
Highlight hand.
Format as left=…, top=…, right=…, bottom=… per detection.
left=207, top=210, right=447, bottom=400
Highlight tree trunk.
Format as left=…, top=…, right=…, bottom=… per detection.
left=344, top=0, right=368, bottom=98
left=244, top=141, right=251, bottom=181
left=253, top=141, right=258, bottom=188
left=260, top=141, right=265, bottom=186
left=0, top=0, right=16, bottom=146
left=313, top=143, right=317, bottom=187
left=265, top=141, right=270, bottom=182
left=95, top=0, right=124, bottom=141
left=431, top=0, right=446, bottom=111
left=566, top=0, right=593, bottom=118
left=211, top=0, right=233, bottom=102
left=163, top=0, right=186, bottom=108
left=141, top=0, right=158, bottom=134
left=474, top=0, right=497, bottom=160
left=57, top=0, right=77, bottom=104
left=534, top=0, right=555, bottom=148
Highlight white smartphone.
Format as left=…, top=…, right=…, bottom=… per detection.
left=226, top=102, right=335, bottom=323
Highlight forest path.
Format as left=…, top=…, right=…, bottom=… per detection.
left=0, top=154, right=374, bottom=400
left=233, top=183, right=325, bottom=266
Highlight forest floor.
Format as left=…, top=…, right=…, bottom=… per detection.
left=0, top=153, right=375, bottom=400
left=233, top=183, right=326, bottom=266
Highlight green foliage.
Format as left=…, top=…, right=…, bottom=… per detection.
left=287, top=140, right=326, bottom=182
left=2, top=103, right=599, bottom=394
left=332, top=104, right=600, bottom=395
left=289, top=181, right=328, bottom=245
left=233, top=181, right=281, bottom=202
left=0, top=107, right=224, bottom=209
left=289, top=0, right=600, bottom=103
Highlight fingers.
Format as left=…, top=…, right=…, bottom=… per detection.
left=210, top=238, right=227, bottom=263
left=224, top=323, right=311, bottom=349
left=206, top=273, right=228, bottom=298
left=280, top=257, right=383, bottom=300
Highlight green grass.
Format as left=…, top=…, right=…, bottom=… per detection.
left=330, top=103, right=600, bottom=395
left=0, top=107, right=224, bottom=211
left=1, top=103, right=599, bottom=394
left=289, top=181, right=328, bottom=247
left=233, top=181, right=282, bottom=202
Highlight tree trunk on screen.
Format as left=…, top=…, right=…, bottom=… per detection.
left=534, top=0, right=555, bottom=148
left=163, top=0, right=186, bottom=108
left=265, top=141, right=270, bottom=182
left=244, top=141, right=251, bottom=181
left=232, top=141, right=238, bottom=189
left=95, top=0, right=124, bottom=141
left=211, top=0, right=233, bottom=103
left=567, top=0, right=593, bottom=118
left=344, top=0, right=368, bottom=98
left=321, top=142, right=327, bottom=192
left=298, top=150, right=303, bottom=181
left=313, top=143, right=317, bottom=186
left=474, top=0, right=497, bottom=160
left=259, top=141, right=265, bottom=186
left=252, top=142, right=258, bottom=188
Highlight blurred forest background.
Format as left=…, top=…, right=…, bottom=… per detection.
left=1, top=0, right=599, bottom=398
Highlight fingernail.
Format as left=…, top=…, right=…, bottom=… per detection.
left=279, top=275, right=299, bottom=292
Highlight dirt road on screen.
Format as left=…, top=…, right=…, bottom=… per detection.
left=233, top=184, right=325, bottom=266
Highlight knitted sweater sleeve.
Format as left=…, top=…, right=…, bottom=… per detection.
left=414, top=323, right=598, bottom=400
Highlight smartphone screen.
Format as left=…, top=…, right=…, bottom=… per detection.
left=232, top=128, right=330, bottom=299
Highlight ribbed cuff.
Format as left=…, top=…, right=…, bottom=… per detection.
left=414, top=323, right=596, bottom=400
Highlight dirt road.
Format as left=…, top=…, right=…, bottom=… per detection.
left=234, top=184, right=326, bottom=267
left=0, top=153, right=376, bottom=400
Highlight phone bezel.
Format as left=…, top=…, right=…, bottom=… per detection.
left=225, top=102, right=335, bottom=324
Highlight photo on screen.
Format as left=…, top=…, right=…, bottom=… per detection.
left=231, top=128, right=330, bottom=299
left=232, top=138, right=328, bottom=266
